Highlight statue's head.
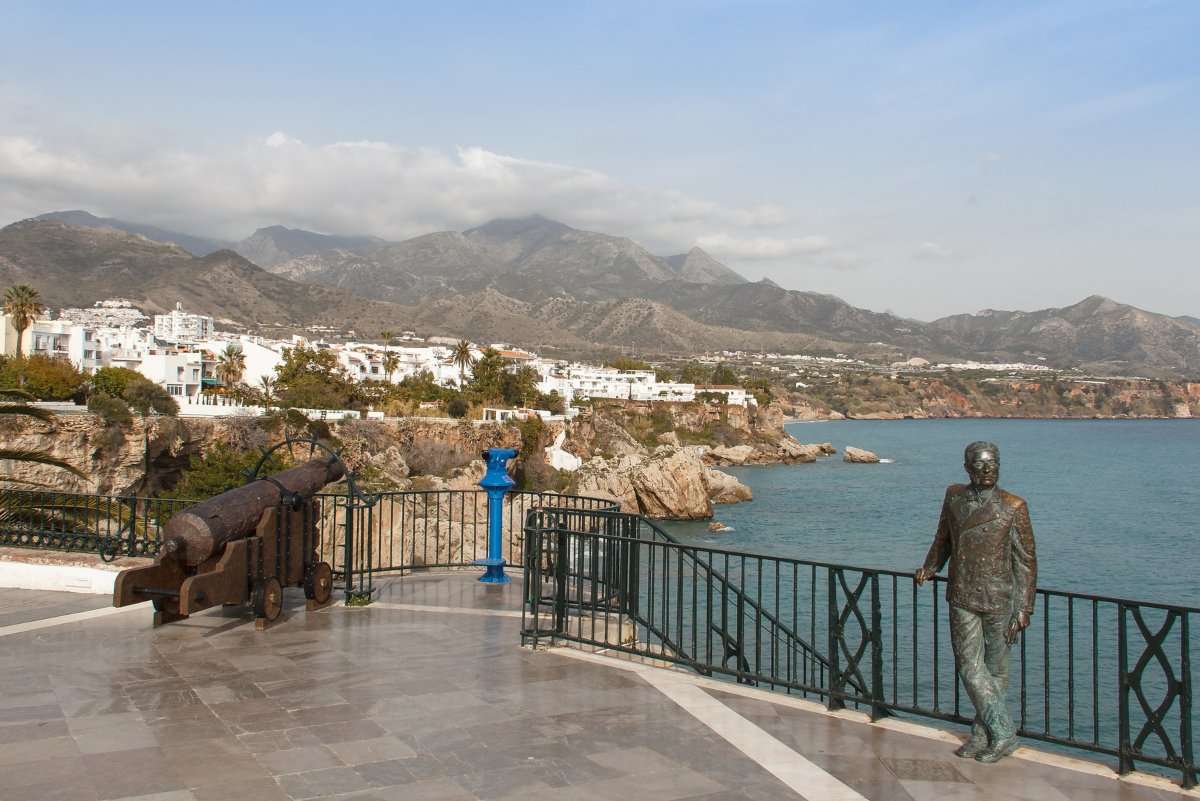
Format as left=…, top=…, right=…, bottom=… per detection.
left=963, top=441, right=999, bottom=489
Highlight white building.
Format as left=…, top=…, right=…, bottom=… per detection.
left=58, top=299, right=148, bottom=329
left=695, top=385, right=757, bottom=406
left=137, top=348, right=206, bottom=399
left=154, top=302, right=214, bottom=343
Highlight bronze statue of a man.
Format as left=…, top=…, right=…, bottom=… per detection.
left=915, top=441, right=1036, bottom=763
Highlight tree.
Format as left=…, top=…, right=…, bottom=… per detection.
left=3, top=285, right=44, bottom=358
left=257, top=376, right=278, bottom=408
left=274, top=344, right=354, bottom=410
left=0, top=355, right=86, bottom=401
left=452, top=340, right=475, bottom=386
left=446, top=396, right=468, bottom=418
left=466, top=347, right=506, bottom=403
left=379, top=330, right=395, bottom=346
left=163, top=443, right=290, bottom=502
left=710, top=363, right=740, bottom=385
left=123, top=378, right=179, bottom=417
left=382, top=351, right=400, bottom=383
left=91, top=366, right=144, bottom=398
left=215, top=343, right=246, bottom=388
left=501, top=365, right=539, bottom=407
left=678, top=363, right=712, bottom=385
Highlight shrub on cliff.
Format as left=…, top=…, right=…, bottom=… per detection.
left=163, top=443, right=290, bottom=501
left=87, top=393, right=133, bottom=427
left=0, top=355, right=86, bottom=401
left=447, top=396, right=468, bottom=418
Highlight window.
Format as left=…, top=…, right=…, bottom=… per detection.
left=168, top=385, right=184, bottom=396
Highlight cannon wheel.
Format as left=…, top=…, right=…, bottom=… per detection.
left=305, top=561, right=333, bottom=606
left=254, top=577, right=284, bottom=623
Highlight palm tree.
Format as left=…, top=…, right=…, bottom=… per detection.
left=3, top=285, right=44, bottom=358
left=258, top=376, right=278, bottom=408
left=215, top=344, right=245, bottom=389
left=379, top=329, right=395, bottom=346
left=382, top=351, right=400, bottom=383
left=452, top=340, right=475, bottom=387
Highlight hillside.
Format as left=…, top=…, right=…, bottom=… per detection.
left=929, top=296, right=1200, bottom=376
left=0, top=221, right=406, bottom=333
left=7, top=213, right=1200, bottom=376
left=34, top=210, right=230, bottom=256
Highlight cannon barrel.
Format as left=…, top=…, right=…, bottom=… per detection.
left=165, top=456, right=345, bottom=567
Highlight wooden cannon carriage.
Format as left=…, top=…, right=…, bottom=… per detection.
left=113, top=453, right=343, bottom=628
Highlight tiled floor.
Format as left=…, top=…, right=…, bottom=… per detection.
left=0, top=573, right=1191, bottom=801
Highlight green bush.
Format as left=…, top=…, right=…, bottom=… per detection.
left=163, top=443, right=290, bottom=501
left=123, top=377, right=179, bottom=416
left=90, top=367, right=144, bottom=399
left=447, top=396, right=468, bottom=418
left=87, top=393, right=133, bottom=427
left=0, top=355, right=86, bottom=401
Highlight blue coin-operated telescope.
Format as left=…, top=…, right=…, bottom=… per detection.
left=476, top=447, right=518, bottom=584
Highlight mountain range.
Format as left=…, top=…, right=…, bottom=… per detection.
left=2, top=210, right=1197, bottom=377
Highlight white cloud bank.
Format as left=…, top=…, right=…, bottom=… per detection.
left=0, top=131, right=844, bottom=266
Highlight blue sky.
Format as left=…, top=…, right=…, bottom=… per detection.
left=1, top=1, right=1196, bottom=320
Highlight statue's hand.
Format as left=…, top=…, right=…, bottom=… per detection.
left=914, top=567, right=936, bottom=586
left=1005, top=611, right=1031, bottom=645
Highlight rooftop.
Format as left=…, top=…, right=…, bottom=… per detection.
left=0, top=574, right=1192, bottom=801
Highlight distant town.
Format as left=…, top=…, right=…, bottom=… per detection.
left=6, top=294, right=1190, bottom=424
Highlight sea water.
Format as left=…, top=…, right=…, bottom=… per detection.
left=664, top=419, right=1200, bottom=607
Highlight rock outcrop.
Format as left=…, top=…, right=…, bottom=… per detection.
left=703, top=467, right=753, bottom=504
left=572, top=445, right=751, bottom=519
left=843, top=446, right=881, bottom=464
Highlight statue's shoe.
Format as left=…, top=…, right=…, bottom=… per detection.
left=954, top=737, right=986, bottom=759
left=975, top=737, right=1019, bottom=763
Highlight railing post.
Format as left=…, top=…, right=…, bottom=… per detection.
left=125, top=496, right=138, bottom=557
left=553, top=527, right=569, bottom=636
left=477, top=448, right=518, bottom=584
left=1181, top=613, right=1196, bottom=789
left=1118, top=602, right=1133, bottom=775
left=341, top=497, right=354, bottom=603
left=869, top=571, right=885, bottom=721
left=828, top=568, right=843, bottom=711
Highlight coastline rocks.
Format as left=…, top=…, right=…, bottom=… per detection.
left=656, top=431, right=681, bottom=447
left=708, top=521, right=734, bottom=533
left=703, top=467, right=753, bottom=504
left=707, top=444, right=757, bottom=465
left=843, top=446, right=881, bottom=464
left=817, top=442, right=836, bottom=455
left=572, top=446, right=751, bottom=519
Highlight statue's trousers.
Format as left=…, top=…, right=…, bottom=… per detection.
left=950, top=606, right=1016, bottom=744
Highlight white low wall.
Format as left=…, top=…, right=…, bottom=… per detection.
left=0, top=560, right=118, bottom=594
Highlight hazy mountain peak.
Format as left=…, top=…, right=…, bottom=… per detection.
left=665, top=246, right=747, bottom=285
left=34, top=209, right=229, bottom=256
left=465, top=215, right=574, bottom=238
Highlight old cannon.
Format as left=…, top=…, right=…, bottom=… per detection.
left=114, top=452, right=344, bottom=627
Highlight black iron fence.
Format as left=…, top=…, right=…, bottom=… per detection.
left=0, top=489, right=194, bottom=559
left=328, top=490, right=618, bottom=600
left=521, top=507, right=1199, bottom=788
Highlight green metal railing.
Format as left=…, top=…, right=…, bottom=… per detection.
left=0, top=489, right=194, bottom=560
left=522, top=507, right=1199, bottom=789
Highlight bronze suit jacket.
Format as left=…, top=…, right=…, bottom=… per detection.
left=921, top=484, right=1037, bottom=617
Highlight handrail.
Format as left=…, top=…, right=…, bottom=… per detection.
left=521, top=510, right=1199, bottom=789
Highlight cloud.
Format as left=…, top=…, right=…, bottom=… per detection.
left=695, top=232, right=832, bottom=260
left=915, top=241, right=953, bottom=259
left=0, top=131, right=832, bottom=262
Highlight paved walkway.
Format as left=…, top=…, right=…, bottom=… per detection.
left=0, top=574, right=1192, bottom=801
